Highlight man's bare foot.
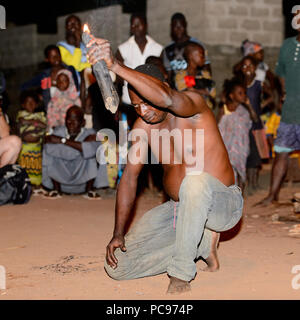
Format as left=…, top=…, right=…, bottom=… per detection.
left=167, top=276, right=191, bottom=294
left=254, top=195, right=277, bottom=207
left=200, top=231, right=220, bottom=272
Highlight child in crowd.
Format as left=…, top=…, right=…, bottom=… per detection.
left=17, top=90, right=47, bottom=189
left=218, top=78, right=254, bottom=192
left=174, top=41, right=216, bottom=109
left=234, top=55, right=269, bottom=192
left=21, top=45, right=79, bottom=112
left=47, top=69, right=81, bottom=130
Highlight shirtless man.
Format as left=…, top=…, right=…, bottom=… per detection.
left=87, top=37, right=243, bottom=294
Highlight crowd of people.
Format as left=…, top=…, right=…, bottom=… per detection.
left=0, top=9, right=299, bottom=296
left=0, top=11, right=299, bottom=205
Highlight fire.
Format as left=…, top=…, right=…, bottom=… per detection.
left=83, top=24, right=90, bottom=33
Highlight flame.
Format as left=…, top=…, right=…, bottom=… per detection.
left=83, top=24, right=90, bottom=33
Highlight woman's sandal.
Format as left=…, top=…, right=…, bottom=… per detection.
left=82, top=190, right=102, bottom=200
left=43, top=190, right=62, bottom=199
left=32, top=187, right=47, bottom=196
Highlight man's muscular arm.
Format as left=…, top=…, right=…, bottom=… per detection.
left=87, top=37, right=208, bottom=118
left=106, top=119, right=147, bottom=269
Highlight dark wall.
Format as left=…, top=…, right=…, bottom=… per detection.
left=2, top=0, right=146, bottom=33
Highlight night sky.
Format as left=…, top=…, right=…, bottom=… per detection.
left=1, top=0, right=146, bottom=33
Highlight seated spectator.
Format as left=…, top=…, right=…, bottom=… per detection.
left=17, top=90, right=47, bottom=188
left=21, top=45, right=79, bottom=112
left=0, top=105, right=21, bottom=168
left=47, top=69, right=81, bottom=131
left=42, top=106, right=108, bottom=199
left=174, top=41, right=216, bottom=109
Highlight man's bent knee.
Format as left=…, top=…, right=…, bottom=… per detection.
left=104, top=261, right=129, bottom=280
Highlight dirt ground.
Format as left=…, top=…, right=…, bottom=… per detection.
left=0, top=165, right=300, bottom=300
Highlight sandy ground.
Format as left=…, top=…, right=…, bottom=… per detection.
left=0, top=165, right=300, bottom=300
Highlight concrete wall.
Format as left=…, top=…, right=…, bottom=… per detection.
left=147, top=0, right=283, bottom=93
left=147, top=0, right=284, bottom=47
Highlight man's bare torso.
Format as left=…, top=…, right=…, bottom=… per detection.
left=135, top=108, right=234, bottom=201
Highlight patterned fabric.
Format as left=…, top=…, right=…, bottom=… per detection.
left=18, top=142, right=42, bottom=186
left=47, top=69, right=81, bottom=130
left=17, top=110, right=47, bottom=143
left=274, top=121, right=300, bottom=151
left=175, top=69, right=216, bottom=109
left=218, top=104, right=252, bottom=182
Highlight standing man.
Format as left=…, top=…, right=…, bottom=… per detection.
left=258, top=10, right=300, bottom=206
left=87, top=37, right=243, bottom=294
left=116, top=13, right=163, bottom=127
left=162, top=12, right=211, bottom=88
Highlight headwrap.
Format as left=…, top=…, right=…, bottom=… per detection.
left=241, top=40, right=263, bottom=57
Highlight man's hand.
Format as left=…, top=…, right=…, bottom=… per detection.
left=106, top=235, right=127, bottom=269
left=86, top=37, right=116, bottom=70
left=44, top=135, right=63, bottom=144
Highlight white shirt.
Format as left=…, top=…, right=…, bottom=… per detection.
left=118, top=35, right=163, bottom=104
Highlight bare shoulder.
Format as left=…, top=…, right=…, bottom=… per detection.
left=184, top=90, right=210, bottom=114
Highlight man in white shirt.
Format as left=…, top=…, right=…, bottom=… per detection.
left=116, top=13, right=163, bottom=111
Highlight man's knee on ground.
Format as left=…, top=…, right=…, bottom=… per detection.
left=104, top=261, right=128, bottom=280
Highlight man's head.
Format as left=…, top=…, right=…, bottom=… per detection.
left=170, top=12, right=188, bottom=42
left=65, top=105, right=85, bottom=136
left=145, top=56, right=169, bottom=81
left=183, top=42, right=205, bottom=68
left=130, top=13, right=147, bottom=38
left=65, top=15, right=81, bottom=34
left=128, top=64, right=168, bottom=125
left=44, top=45, right=62, bottom=68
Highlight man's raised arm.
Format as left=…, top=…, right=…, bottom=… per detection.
left=87, top=37, right=208, bottom=118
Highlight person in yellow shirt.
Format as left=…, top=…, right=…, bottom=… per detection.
left=57, top=15, right=90, bottom=73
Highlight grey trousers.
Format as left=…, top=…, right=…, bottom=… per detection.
left=104, top=172, right=243, bottom=281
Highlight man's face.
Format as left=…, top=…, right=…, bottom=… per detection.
left=66, top=110, right=84, bottom=136
left=130, top=17, right=147, bottom=38
left=129, top=89, right=167, bottom=124
left=47, top=49, right=62, bottom=67
left=171, top=18, right=187, bottom=41
left=189, top=47, right=205, bottom=67
left=66, top=16, right=81, bottom=34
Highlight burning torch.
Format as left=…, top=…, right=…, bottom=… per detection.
left=82, top=24, right=119, bottom=114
